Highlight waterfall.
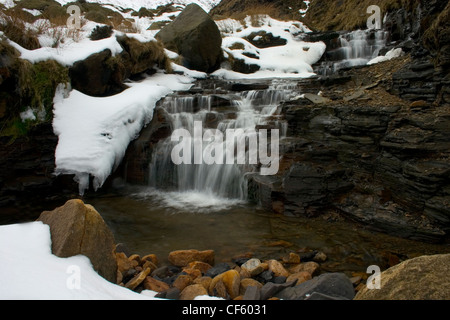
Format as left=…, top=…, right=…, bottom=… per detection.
left=147, top=81, right=296, bottom=203
left=316, top=29, right=389, bottom=76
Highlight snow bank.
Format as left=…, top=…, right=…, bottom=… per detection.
left=0, top=222, right=155, bottom=300
left=54, top=0, right=221, bottom=12
left=368, top=48, right=404, bottom=65
left=0, top=221, right=228, bottom=299
left=9, top=35, right=123, bottom=67
left=53, top=73, right=195, bottom=195
left=214, top=16, right=325, bottom=80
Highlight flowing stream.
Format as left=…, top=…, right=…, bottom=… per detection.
left=85, top=78, right=448, bottom=275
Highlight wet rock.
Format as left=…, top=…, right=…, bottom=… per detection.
left=313, top=251, right=328, bottom=263
left=355, top=254, right=450, bottom=300
left=209, top=270, right=240, bottom=299
left=289, top=261, right=320, bottom=277
left=193, top=276, right=212, bottom=291
left=276, top=273, right=355, bottom=300
left=256, top=270, right=274, bottom=284
left=303, top=93, right=331, bottom=104
left=260, top=281, right=296, bottom=300
left=125, top=268, right=151, bottom=290
left=241, top=258, right=265, bottom=277
left=186, top=261, right=213, bottom=274
left=282, top=253, right=301, bottom=264
left=168, top=249, right=215, bottom=267
left=240, top=278, right=263, bottom=296
left=143, top=276, right=170, bottom=292
left=286, top=271, right=312, bottom=285
left=243, top=285, right=261, bottom=300
left=156, top=287, right=180, bottom=300
left=180, top=284, right=209, bottom=300
left=205, top=262, right=231, bottom=278
left=37, top=199, right=117, bottom=283
left=172, top=274, right=193, bottom=292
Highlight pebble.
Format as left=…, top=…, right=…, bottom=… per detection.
left=115, top=249, right=357, bottom=301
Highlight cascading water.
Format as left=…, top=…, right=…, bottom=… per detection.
left=147, top=81, right=296, bottom=208
left=316, top=29, right=389, bottom=76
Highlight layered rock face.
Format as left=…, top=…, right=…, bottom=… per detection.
left=156, top=3, right=223, bottom=73
left=248, top=89, right=449, bottom=243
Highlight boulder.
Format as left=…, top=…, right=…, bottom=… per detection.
left=37, top=199, right=117, bottom=283
left=69, top=49, right=126, bottom=97
left=355, top=254, right=450, bottom=300
left=156, top=3, right=222, bottom=73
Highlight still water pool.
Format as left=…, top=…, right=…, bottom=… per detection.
left=86, top=185, right=449, bottom=275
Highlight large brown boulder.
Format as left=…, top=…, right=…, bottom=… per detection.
left=156, top=3, right=223, bottom=73
left=69, top=49, right=127, bottom=97
left=37, top=199, right=118, bottom=283
left=355, top=254, right=450, bottom=300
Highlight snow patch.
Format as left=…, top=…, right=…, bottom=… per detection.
left=0, top=222, right=158, bottom=300
left=52, top=73, right=196, bottom=195
left=368, top=47, right=404, bottom=65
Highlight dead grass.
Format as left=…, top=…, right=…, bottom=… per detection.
left=302, top=0, right=419, bottom=31
left=0, top=12, right=41, bottom=50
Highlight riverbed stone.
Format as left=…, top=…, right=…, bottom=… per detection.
left=186, top=261, right=213, bottom=274
left=266, top=259, right=290, bottom=278
left=355, top=254, right=450, bottom=300
left=276, top=273, right=355, bottom=300
left=143, top=276, right=170, bottom=292
left=286, top=271, right=312, bottom=285
left=125, top=267, right=151, bottom=290
left=241, top=258, right=264, bottom=277
left=168, top=249, right=215, bottom=267
left=193, top=276, right=212, bottom=291
left=209, top=269, right=240, bottom=299
left=289, top=261, right=320, bottom=276
left=172, top=274, right=193, bottom=291
left=37, top=199, right=117, bottom=283
left=240, top=278, right=263, bottom=295
left=180, top=284, right=209, bottom=300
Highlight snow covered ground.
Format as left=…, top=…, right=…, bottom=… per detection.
left=214, top=15, right=325, bottom=79
left=0, top=221, right=225, bottom=299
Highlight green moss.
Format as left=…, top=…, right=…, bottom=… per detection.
left=1, top=59, right=69, bottom=140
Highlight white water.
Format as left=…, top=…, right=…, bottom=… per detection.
left=147, top=81, right=297, bottom=209
left=317, top=30, right=389, bottom=75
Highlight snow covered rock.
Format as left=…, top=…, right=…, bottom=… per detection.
left=156, top=3, right=222, bottom=73
left=37, top=199, right=118, bottom=283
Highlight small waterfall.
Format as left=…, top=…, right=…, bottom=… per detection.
left=148, top=81, right=296, bottom=202
left=316, top=30, right=389, bottom=76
